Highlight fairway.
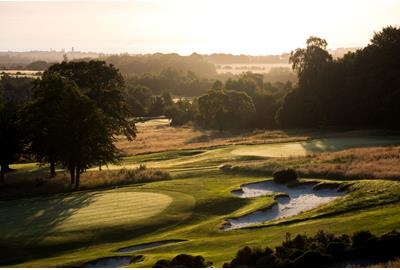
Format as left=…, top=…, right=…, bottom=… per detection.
left=0, top=191, right=173, bottom=238
left=231, top=136, right=400, bottom=157
left=2, top=134, right=400, bottom=267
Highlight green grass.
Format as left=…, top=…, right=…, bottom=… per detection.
left=2, top=135, right=400, bottom=267
left=1, top=191, right=173, bottom=238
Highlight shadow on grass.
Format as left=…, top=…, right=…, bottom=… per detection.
left=0, top=192, right=97, bottom=265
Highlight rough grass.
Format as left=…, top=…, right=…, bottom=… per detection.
left=0, top=167, right=171, bottom=199
left=367, top=257, right=400, bottom=267
left=116, top=119, right=311, bottom=156
left=223, top=146, right=400, bottom=180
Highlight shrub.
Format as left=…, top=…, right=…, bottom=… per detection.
left=351, top=231, right=374, bottom=248
left=325, top=241, right=346, bottom=256
left=224, top=230, right=400, bottom=268
left=154, top=254, right=211, bottom=268
left=292, top=250, right=331, bottom=267
left=272, top=168, right=298, bottom=183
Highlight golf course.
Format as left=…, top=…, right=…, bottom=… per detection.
left=1, top=119, right=400, bottom=267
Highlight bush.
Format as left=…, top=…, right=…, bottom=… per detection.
left=154, top=254, right=212, bottom=268
left=272, top=168, right=298, bottom=183
left=351, top=230, right=374, bottom=248
left=224, top=230, right=400, bottom=268
left=292, top=250, right=331, bottom=267
left=325, top=241, right=346, bottom=256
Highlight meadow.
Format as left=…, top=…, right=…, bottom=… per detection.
left=1, top=119, right=400, bottom=267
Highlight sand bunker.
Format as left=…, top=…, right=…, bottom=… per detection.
left=118, top=239, right=186, bottom=253
left=225, top=181, right=345, bottom=230
left=82, top=255, right=142, bottom=268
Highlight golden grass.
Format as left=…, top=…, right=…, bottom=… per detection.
left=224, top=146, right=400, bottom=180
left=116, top=120, right=311, bottom=156
left=0, top=167, right=171, bottom=199
left=367, top=258, right=400, bottom=268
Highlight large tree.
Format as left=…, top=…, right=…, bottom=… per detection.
left=45, top=60, right=136, bottom=140
left=289, top=36, right=332, bottom=88
left=57, top=85, right=119, bottom=189
left=0, top=102, right=23, bottom=182
left=0, top=76, right=31, bottom=181
left=277, top=36, right=333, bottom=128
left=278, top=26, right=400, bottom=129
left=25, top=74, right=119, bottom=188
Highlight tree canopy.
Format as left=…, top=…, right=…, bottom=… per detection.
left=45, top=60, right=136, bottom=140
left=24, top=73, right=119, bottom=188
left=278, top=26, right=400, bottom=129
left=198, top=89, right=255, bottom=132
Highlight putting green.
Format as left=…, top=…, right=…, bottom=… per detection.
left=231, top=136, right=400, bottom=157
left=0, top=191, right=173, bottom=238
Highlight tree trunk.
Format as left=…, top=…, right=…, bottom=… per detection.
left=99, top=164, right=102, bottom=171
left=0, top=164, right=5, bottom=183
left=75, top=167, right=80, bottom=190
left=70, top=166, right=75, bottom=185
left=50, top=161, right=56, bottom=177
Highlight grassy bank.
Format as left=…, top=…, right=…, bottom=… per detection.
left=2, top=128, right=400, bottom=267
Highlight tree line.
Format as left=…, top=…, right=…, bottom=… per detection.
left=105, top=53, right=217, bottom=78
left=0, top=61, right=135, bottom=188
left=277, top=26, right=400, bottom=129
left=162, top=72, right=292, bottom=131
left=165, top=26, right=400, bottom=131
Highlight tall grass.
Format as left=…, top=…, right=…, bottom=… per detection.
left=0, top=166, right=171, bottom=199
left=367, top=258, right=400, bottom=267
left=222, top=146, right=400, bottom=180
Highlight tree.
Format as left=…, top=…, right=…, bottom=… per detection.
left=26, top=60, right=50, bottom=70
left=25, top=74, right=119, bottom=188
left=148, top=96, right=164, bottom=116
left=278, top=27, right=400, bottom=129
left=24, top=73, right=72, bottom=176
left=124, top=84, right=152, bottom=117
left=197, top=89, right=255, bottom=132
left=45, top=60, right=136, bottom=140
left=0, top=76, right=31, bottom=181
left=225, top=72, right=262, bottom=97
left=57, top=86, right=119, bottom=189
left=289, top=36, right=332, bottom=88
left=211, top=80, right=224, bottom=90
left=161, top=91, right=173, bottom=107
left=0, top=102, right=23, bottom=182
left=164, top=99, right=197, bottom=126
left=277, top=36, right=333, bottom=128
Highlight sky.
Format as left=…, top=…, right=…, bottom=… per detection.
left=0, top=0, right=399, bottom=55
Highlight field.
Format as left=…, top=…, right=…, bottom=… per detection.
left=215, top=63, right=292, bottom=74
left=0, top=70, right=41, bottom=78
left=1, top=119, right=400, bottom=267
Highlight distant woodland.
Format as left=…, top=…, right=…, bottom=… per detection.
left=1, top=26, right=399, bottom=185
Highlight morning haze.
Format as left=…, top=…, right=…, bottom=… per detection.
left=0, top=0, right=399, bottom=54
left=1, top=0, right=400, bottom=268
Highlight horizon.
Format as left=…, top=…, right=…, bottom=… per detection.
left=0, top=0, right=399, bottom=55
left=0, top=46, right=362, bottom=56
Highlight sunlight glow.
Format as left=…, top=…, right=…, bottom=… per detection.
left=0, top=0, right=399, bottom=54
